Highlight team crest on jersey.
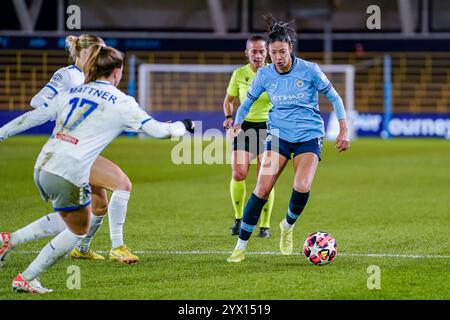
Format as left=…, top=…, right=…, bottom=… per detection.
left=52, top=73, right=63, bottom=82
left=296, top=79, right=304, bottom=87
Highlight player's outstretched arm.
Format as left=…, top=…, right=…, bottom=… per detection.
left=30, top=86, right=59, bottom=109
left=122, top=96, right=194, bottom=139
left=233, top=68, right=264, bottom=128
left=234, top=96, right=253, bottom=126
left=0, top=106, right=57, bottom=142
left=227, top=96, right=253, bottom=140
left=30, top=69, right=71, bottom=109
left=323, top=87, right=350, bottom=152
left=141, top=118, right=194, bottom=139
left=335, top=119, right=350, bottom=152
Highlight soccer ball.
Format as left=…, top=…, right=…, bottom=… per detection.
left=303, top=231, right=337, bottom=266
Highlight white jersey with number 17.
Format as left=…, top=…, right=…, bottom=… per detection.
left=35, top=80, right=153, bottom=187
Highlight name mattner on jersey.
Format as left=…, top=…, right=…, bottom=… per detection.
left=69, top=86, right=118, bottom=104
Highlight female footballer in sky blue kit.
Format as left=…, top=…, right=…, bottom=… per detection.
left=227, top=16, right=350, bottom=262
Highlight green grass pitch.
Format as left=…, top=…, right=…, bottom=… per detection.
left=0, top=136, right=449, bottom=300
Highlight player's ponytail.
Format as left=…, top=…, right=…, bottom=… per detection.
left=263, top=14, right=296, bottom=45
left=84, top=46, right=124, bottom=83
left=65, top=34, right=105, bottom=64
left=82, top=44, right=104, bottom=81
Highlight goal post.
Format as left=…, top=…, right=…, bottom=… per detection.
left=138, top=63, right=356, bottom=138
left=320, top=64, right=357, bottom=140
left=138, top=64, right=241, bottom=111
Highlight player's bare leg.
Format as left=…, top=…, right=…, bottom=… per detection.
left=279, top=153, right=319, bottom=255
left=1, top=214, right=66, bottom=269
left=228, top=151, right=287, bottom=262
left=292, top=153, right=318, bottom=194
left=71, top=186, right=108, bottom=260
left=12, top=206, right=90, bottom=294
left=89, top=156, right=138, bottom=264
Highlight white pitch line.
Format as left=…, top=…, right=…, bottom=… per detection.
left=11, top=250, right=450, bottom=259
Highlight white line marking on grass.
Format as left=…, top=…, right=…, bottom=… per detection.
left=12, top=250, right=450, bottom=259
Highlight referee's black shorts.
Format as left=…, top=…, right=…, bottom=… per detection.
left=232, top=120, right=268, bottom=156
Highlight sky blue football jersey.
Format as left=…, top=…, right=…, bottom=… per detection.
left=236, top=56, right=342, bottom=143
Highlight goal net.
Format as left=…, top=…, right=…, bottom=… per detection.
left=138, top=63, right=356, bottom=138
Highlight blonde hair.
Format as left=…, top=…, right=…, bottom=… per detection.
left=84, top=46, right=124, bottom=83
left=65, top=34, right=105, bottom=64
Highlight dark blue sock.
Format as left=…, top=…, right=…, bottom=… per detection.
left=239, top=193, right=267, bottom=241
left=285, top=190, right=310, bottom=225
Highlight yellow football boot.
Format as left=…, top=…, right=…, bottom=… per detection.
left=70, top=247, right=105, bottom=260
left=226, top=249, right=245, bottom=263
left=279, top=220, right=294, bottom=255
left=109, top=245, right=139, bottom=264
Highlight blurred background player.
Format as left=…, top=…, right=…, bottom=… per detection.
left=227, top=16, right=350, bottom=263
left=223, top=35, right=275, bottom=238
left=5, top=34, right=140, bottom=264
left=0, top=46, right=195, bottom=293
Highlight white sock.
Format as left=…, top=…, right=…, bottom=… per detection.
left=22, top=229, right=85, bottom=281
left=76, top=213, right=104, bottom=254
left=10, top=213, right=66, bottom=248
left=235, top=238, right=248, bottom=251
left=108, top=190, right=130, bottom=249
left=282, top=219, right=294, bottom=230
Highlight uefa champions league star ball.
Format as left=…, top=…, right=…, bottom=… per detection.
left=303, top=231, right=337, bottom=266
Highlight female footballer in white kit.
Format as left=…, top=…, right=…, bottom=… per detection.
left=0, top=46, right=194, bottom=293
left=2, top=34, right=143, bottom=264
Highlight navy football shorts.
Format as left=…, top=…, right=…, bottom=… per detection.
left=265, top=135, right=324, bottom=161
